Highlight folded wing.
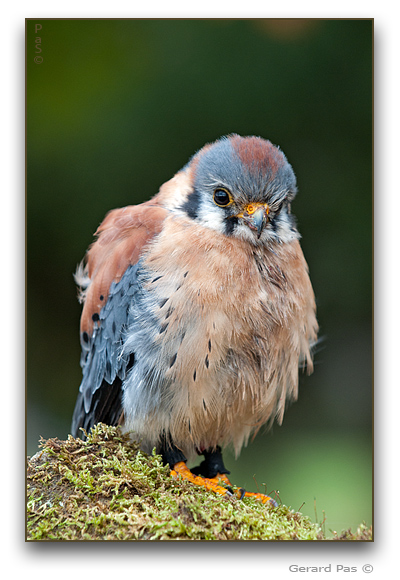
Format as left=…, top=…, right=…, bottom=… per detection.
left=71, top=201, right=167, bottom=437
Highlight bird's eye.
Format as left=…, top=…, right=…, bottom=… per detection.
left=213, top=188, right=232, bottom=207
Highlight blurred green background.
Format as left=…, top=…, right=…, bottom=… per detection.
left=26, top=19, right=372, bottom=537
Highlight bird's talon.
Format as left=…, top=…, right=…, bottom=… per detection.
left=239, top=490, right=278, bottom=506
left=171, top=462, right=234, bottom=498
left=171, top=463, right=277, bottom=506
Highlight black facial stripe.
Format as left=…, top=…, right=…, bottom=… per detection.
left=181, top=188, right=201, bottom=220
left=271, top=204, right=283, bottom=218
left=224, top=216, right=238, bottom=236
left=270, top=205, right=296, bottom=231
left=270, top=216, right=278, bottom=233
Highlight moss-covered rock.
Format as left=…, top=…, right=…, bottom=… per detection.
left=26, top=424, right=372, bottom=541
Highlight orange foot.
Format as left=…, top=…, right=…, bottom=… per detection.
left=171, top=462, right=278, bottom=506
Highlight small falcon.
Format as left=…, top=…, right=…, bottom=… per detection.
left=71, top=134, right=318, bottom=504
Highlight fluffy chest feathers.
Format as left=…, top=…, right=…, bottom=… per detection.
left=121, top=214, right=316, bottom=457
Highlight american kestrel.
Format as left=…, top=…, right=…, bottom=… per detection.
left=71, top=134, right=318, bottom=504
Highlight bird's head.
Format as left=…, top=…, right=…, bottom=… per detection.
left=175, top=134, right=299, bottom=245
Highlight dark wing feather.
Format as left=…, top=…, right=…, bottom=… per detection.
left=71, top=202, right=167, bottom=437
left=71, top=379, right=123, bottom=437
left=71, top=265, right=139, bottom=436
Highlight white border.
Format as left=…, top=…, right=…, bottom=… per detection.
left=5, top=2, right=397, bottom=576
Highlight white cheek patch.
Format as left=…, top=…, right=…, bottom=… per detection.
left=196, top=199, right=226, bottom=233
left=274, top=211, right=299, bottom=243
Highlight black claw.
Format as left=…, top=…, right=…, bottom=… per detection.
left=238, top=487, right=246, bottom=500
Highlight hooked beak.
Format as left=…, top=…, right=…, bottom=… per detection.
left=236, top=203, right=269, bottom=239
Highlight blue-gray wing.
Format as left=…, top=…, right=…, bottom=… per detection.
left=71, top=263, right=140, bottom=437
left=70, top=202, right=167, bottom=437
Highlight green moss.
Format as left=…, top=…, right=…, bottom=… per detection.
left=329, top=523, right=372, bottom=541
left=26, top=424, right=372, bottom=541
